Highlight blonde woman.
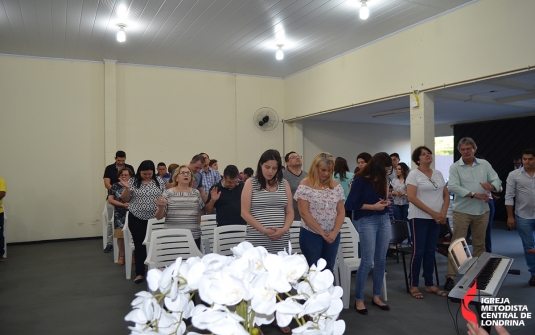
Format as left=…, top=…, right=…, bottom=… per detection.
left=295, top=153, right=345, bottom=273
left=156, top=165, right=204, bottom=249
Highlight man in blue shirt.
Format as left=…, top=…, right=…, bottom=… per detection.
left=444, top=137, right=501, bottom=291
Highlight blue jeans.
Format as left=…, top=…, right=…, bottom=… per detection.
left=355, top=213, right=391, bottom=301
left=410, top=218, right=440, bottom=287
left=393, top=204, right=409, bottom=222
left=515, top=215, right=535, bottom=276
left=299, top=227, right=341, bottom=273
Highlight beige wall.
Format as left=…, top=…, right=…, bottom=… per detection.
left=302, top=120, right=411, bottom=172
left=0, top=56, right=284, bottom=242
left=0, top=55, right=104, bottom=242
left=284, top=0, right=535, bottom=121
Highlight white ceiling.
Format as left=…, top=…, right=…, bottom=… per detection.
left=0, top=0, right=474, bottom=77
left=306, top=71, right=535, bottom=126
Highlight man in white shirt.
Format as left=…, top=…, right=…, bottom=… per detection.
left=505, top=148, right=535, bottom=287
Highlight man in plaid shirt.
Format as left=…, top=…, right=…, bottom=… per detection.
left=200, top=153, right=222, bottom=198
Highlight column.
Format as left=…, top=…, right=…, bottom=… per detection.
left=410, top=92, right=435, bottom=169
left=104, top=60, right=117, bottom=162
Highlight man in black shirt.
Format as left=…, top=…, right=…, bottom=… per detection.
left=205, top=165, right=247, bottom=227
left=102, top=150, right=135, bottom=253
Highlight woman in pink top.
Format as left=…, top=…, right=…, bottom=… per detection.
left=295, top=152, right=345, bottom=272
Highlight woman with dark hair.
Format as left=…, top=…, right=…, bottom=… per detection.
left=392, top=162, right=410, bottom=222
left=108, top=167, right=134, bottom=266
left=120, top=160, right=166, bottom=284
left=406, top=146, right=449, bottom=299
left=353, top=152, right=372, bottom=174
left=296, top=153, right=345, bottom=273
left=155, top=165, right=204, bottom=249
left=241, top=149, right=294, bottom=254
left=345, top=152, right=392, bottom=315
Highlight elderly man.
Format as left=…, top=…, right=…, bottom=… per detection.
left=205, top=165, right=247, bottom=227
left=505, top=148, right=535, bottom=286
left=444, top=137, right=501, bottom=291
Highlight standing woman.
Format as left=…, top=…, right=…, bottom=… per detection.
left=241, top=149, right=294, bottom=254
left=345, top=152, right=392, bottom=315
left=107, top=167, right=134, bottom=265
left=406, top=146, right=450, bottom=299
left=120, top=160, right=166, bottom=284
left=296, top=153, right=345, bottom=273
left=392, top=162, right=410, bottom=222
left=155, top=165, right=204, bottom=249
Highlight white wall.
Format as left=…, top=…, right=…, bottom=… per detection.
left=302, top=120, right=411, bottom=172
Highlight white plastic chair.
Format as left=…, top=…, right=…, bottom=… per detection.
left=448, top=237, right=474, bottom=275
left=145, top=229, right=204, bottom=270
left=142, top=218, right=166, bottom=251
left=289, top=221, right=302, bottom=254
left=213, top=225, right=247, bottom=256
left=122, top=213, right=135, bottom=280
left=102, top=201, right=109, bottom=249
left=200, top=214, right=217, bottom=254
left=337, top=217, right=387, bottom=309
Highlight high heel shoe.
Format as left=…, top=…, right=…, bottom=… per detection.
left=117, top=256, right=125, bottom=266
left=133, top=276, right=144, bottom=284
left=354, top=302, right=368, bottom=315
left=371, top=300, right=390, bottom=311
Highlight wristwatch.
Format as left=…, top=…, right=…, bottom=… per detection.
left=470, top=193, right=475, bottom=198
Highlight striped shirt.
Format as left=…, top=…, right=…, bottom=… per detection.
left=247, top=177, right=289, bottom=254
left=162, top=188, right=204, bottom=239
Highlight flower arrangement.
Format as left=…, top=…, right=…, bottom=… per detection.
left=125, top=241, right=346, bottom=335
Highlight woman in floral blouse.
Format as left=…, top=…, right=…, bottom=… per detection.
left=295, top=152, right=345, bottom=273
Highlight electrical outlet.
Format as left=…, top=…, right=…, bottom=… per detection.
left=411, top=101, right=419, bottom=108
left=90, top=220, right=98, bottom=225
left=77, top=222, right=84, bottom=226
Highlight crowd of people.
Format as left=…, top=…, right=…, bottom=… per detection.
left=101, top=138, right=535, bottom=323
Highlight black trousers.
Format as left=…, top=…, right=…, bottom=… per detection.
left=0, top=212, right=4, bottom=256
left=128, top=212, right=148, bottom=277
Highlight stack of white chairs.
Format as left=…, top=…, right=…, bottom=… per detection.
left=142, top=218, right=166, bottom=251
left=336, top=217, right=387, bottom=309
left=289, top=221, right=302, bottom=254
left=122, top=213, right=135, bottom=279
left=145, top=228, right=204, bottom=270
left=200, top=214, right=217, bottom=254
left=213, top=225, right=247, bottom=256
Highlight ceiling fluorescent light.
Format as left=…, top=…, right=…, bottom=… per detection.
left=360, top=1, right=370, bottom=20
left=371, top=108, right=410, bottom=118
left=117, top=24, right=126, bottom=42
left=276, top=44, right=284, bottom=60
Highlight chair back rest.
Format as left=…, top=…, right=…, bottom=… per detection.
left=448, top=237, right=472, bottom=270
left=102, top=200, right=108, bottom=217
left=200, top=214, right=218, bottom=253
left=145, top=228, right=204, bottom=269
left=339, top=217, right=359, bottom=261
left=213, top=225, right=247, bottom=256
left=123, top=212, right=133, bottom=247
left=144, top=218, right=166, bottom=245
left=289, top=221, right=302, bottom=254
left=390, top=220, right=410, bottom=244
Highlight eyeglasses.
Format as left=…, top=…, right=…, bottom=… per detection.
left=178, top=171, right=192, bottom=176
left=428, top=178, right=438, bottom=189
left=289, top=155, right=302, bottom=160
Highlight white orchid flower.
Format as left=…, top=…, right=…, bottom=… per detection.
left=308, top=268, right=334, bottom=293
left=275, top=298, right=305, bottom=327
left=253, top=311, right=275, bottom=326
left=323, top=286, right=343, bottom=317
left=280, top=254, right=309, bottom=284
left=299, top=291, right=332, bottom=317
left=127, top=324, right=165, bottom=334
left=146, top=268, right=163, bottom=292
left=291, top=321, right=328, bottom=335
left=250, top=273, right=278, bottom=315
left=231, top=241, right=255, bottom=258
left=163, top=292, right=190, bottom=312
left=191, top=304, right=245, bottom=334
left=241, top=245, right=268, bottom=275
left=181, top=260, right=205, bottom=292
left=226, top=258, right=256, bottom=284
left=317, top=318, right=345, bottom=335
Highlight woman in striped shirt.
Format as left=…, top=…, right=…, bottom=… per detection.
left=156, top=165, right=204, bottom=249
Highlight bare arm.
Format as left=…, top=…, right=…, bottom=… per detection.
left=108, top=195, right=127, bottom=209
left=198, top=187, right=208, bottom=203
left=406, top=184, right=445, bottom=223
left=298, top=198, right=326, bottom=236
left=241, top=179, right=272, bottom=235
left=506, top=205, right=515, bottom=229
left=0, top=191, right=5, bottom=201
left=120, top=180, right=131, bottom=202
left=269, top=180, right=294, bottom=240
